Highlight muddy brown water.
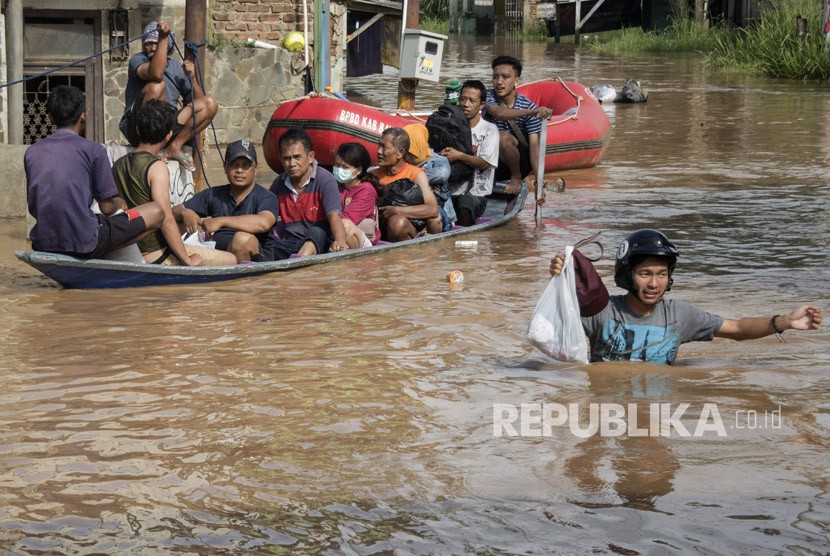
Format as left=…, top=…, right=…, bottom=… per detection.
left=0, top=37, right=828, bottom=553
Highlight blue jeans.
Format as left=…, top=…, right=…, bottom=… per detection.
left=422, top=153, right=451, bottom=187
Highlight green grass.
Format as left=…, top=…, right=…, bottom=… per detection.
left=591, top=18, right=730, bottom=54
left=208, top=34, right=249, bottom=51
left=591, top=0, right=830, bottom=80
left=708, top=0, right=830, bottom=80
left=419, top=16, right=452, bottom=35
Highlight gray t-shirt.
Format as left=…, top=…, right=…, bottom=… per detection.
left=582, top=295, right=724, bottom=365
left=120, top=53, right=192, bottom=130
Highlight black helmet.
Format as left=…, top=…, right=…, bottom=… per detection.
left=614, top=229, right=679, bottom=293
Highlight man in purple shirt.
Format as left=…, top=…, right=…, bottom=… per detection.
left=25, top=86, right=163, bottom=258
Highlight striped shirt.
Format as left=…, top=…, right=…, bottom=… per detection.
left=483, top=89, right=543, bottom=138
left=270, top=160, right=342, bottom=241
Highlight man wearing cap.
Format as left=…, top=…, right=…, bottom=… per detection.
left=177, top=140, right=279, bottom=263
left=119, top=20, right=218, bottom=172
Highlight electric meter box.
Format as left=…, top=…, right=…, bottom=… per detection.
left=399, top=29, right=448, bottom=82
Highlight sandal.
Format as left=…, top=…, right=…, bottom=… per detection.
left=169, top=155, right=196, bottom=173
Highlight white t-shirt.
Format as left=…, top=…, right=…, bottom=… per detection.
left=448, top=117, right=499, bottom=197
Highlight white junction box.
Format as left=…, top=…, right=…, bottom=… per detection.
left=399, top=29, right=448, bottom=82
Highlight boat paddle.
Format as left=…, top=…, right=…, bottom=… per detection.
left=535, top=122, right=547, bottom=226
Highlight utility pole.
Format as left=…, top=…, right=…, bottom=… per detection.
left=449, top=0, right=458, bottom=34
left=185, top=0, right=207, bottom=189
left=5, top=0, right=24, bottom=144
left=313, top=0, right=331, bottom=92
left=397, top=0, right=420, bottom=110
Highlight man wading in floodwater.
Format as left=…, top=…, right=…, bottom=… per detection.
left=549, top=229, right=822, bottom=365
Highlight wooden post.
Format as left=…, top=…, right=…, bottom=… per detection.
left=185, top=0, right=207, bottom=189
left=574, top=0, right=581, bottom=45
left=534, top=123, right=546, bottom=226
left=796, top=16, right=806, bottom=50
left=397, top=0, right=420, bottom=111
left=5, top=0, right=24, bottom=144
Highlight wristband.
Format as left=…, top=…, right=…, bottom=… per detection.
left=771, top=314, right=786, bottom=343
left=771, top=314, right=785, bottom=334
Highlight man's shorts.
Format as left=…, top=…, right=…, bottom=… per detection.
left=494, top=139, right=531, bottom=181
left=87, top=209, right=147, bottom=259
left=212, top=229, right=275, bottom=262
left=451, top=194, right=488, bottom=222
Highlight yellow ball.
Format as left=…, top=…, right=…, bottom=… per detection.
left=283, top=32, right=305, bottom=53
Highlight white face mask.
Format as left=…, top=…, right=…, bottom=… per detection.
left=332, top=166, right=357, bottom=184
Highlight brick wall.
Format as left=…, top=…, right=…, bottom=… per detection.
left=211, top=0, right=306, bottom=43
left=211, top=0, right=347, bottom=91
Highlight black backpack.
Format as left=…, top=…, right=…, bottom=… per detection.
left=425, top=105, right=475, bottom=184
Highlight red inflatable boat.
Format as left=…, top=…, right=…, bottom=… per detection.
left=263, top=78, right=611, bottom=173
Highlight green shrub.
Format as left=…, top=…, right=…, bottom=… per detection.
left=591, top=18, right=729, bottom=54
left=709, top=0, right=830, bottom=80
left=419, top=16, right=451, bottom=35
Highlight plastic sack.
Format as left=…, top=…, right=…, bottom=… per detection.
left=526, top=246, right=589, bottom=363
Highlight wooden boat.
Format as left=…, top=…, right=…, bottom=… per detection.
left=15, top=188, right=527, bottom=290
left=263, top=77, right=611, bottom=173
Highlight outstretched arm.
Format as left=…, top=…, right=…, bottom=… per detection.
left=485, top=104, right=552, bottom=121
left=715, top=305, right=822, bottom=340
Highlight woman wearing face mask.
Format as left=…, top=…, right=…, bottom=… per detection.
left=333, top=142, right=381, bottom=248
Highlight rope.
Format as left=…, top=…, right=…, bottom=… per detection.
left=173, top=37, right=216, bottom=186
left=522, top=76, right=584, bottom=127
left=0, top=33, right=148, bottom=90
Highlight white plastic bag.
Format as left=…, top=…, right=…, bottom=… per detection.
left=526, top=246, right=589, bottom=363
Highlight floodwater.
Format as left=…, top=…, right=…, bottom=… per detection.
left=1, top=37, right=829, bottom=554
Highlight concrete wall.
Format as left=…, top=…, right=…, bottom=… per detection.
left=206, top=45, right=303, bottom=145
left=0, top=145, right=28, bottom=219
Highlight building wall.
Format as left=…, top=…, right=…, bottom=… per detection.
left=0, top=0, right=307, bottom=219
left=210, top=0, right=347, bottom=93
left=211, top=0, right=303, bottom=42
left=1, top=1, right=308, bottom=147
